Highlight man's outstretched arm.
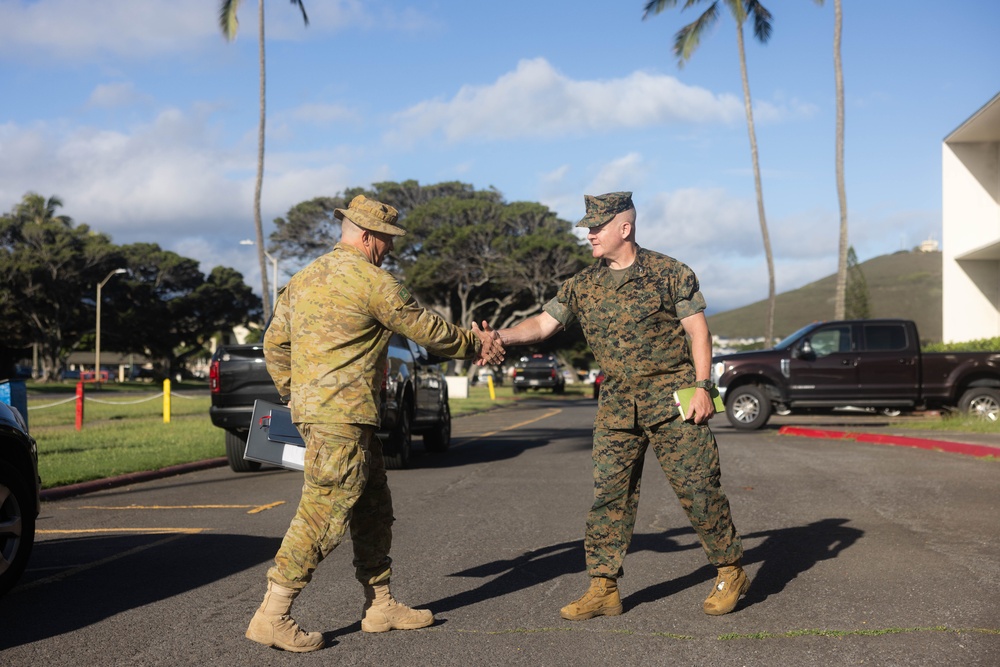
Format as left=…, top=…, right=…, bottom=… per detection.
left=497, top=311, right=563, bottom=347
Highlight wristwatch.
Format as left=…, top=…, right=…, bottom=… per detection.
left=694, top=379, right=715, bottom=390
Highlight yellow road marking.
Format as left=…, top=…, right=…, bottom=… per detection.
left=456, top=408, right=562, bottom=446
left=37, top=527, right=209, bottom=535
left=67, top=501, right=286, bottom=514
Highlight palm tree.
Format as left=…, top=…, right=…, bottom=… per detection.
left=219, top=0, right=309, bottom=316
left=643, top=0, right=777, bottom=344
left=14, top=193, right=72, bottom=227
left=825, top=0, right=849, bottom=320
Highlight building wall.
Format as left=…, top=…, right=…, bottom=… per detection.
left=942, top=140, right=1000, bottom=342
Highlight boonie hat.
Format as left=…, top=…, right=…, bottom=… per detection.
left=334, top=195, right=407, bottom=237
left=575, top=191, right=634, bottom=228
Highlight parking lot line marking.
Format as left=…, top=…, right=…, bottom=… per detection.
left=37, top=527, right=209, bottom=535
left=247, top=501, right=286, bottom=514
left=16, top=534, right=186, bottom=592
left=68, top=503, right=285, bottom=511
left=455, top=408, right=562, bottom=446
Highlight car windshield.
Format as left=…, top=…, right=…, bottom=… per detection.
left=772, top=323, right=822, bottom=350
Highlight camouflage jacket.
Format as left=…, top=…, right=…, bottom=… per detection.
left=544, top=247, right=706, bottom=429
left=264, top=243, right=482, bottom=426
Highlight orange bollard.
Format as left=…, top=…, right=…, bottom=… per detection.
left=75, top=381, right=85, bottom=430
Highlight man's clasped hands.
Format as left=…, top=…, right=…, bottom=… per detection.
left=471, top=322, right=505, bottom=367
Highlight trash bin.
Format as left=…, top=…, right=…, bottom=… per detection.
left=0, top=379, right=28, bottom=430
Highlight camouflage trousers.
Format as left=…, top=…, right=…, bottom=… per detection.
left=585, top=417, right=743, bottom=578
left=267, top=422, right=395, bottom=590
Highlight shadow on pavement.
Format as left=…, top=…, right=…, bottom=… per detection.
left=397, top=518, right=862, bottom=619
left=0, top=533, right=280, bottom=650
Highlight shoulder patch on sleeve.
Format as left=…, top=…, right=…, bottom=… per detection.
left=389, top=283, right=413, bottom=309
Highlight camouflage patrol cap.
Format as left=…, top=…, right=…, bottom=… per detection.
left=334, top=195, right=407, bottom=237
left=575, top=191, right=634, bottom=228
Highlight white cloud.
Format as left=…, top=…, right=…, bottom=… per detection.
left=287, top=103, right=359, bottom=126
left=0, top=105, right=355, bottom=261
left=0, top=0, right=217, bottom=60
left=387, top=58, right=746, bottom=145
left=639, top=187, right=758, bottom=257
left=586, top=153, right=648, bottom=197
left=86, top=82, right=153, bottom=109
left=0, top=0, right=422, bottom=60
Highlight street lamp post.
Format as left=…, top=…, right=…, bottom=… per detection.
left=240, top=239, right=278, bottom=310
left=95, top=268, right=128, bottom=385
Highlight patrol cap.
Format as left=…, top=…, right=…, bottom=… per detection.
left=334, top=195, right=407, bottom=237
left=575, top=191, right=634, bottom=228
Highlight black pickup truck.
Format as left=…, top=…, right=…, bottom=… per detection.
left=711, top=318, right=1000, bottom=430
left=511, top=353, right=566, bottom=394
left=209, top=333, right=452, bottom=471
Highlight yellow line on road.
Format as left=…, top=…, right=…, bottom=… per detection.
left=456, top=408, right=562, bottom=446
left=37, top=527, right=209, bottom=535
left=69, top=502, right=286, bottom=514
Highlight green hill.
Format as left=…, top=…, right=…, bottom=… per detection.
left=707, top=250, right=942, bottom=344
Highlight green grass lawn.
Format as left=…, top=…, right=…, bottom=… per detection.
left=24, top=380, right=588, bottom=489
left=22, top=379, right=992, bottom=490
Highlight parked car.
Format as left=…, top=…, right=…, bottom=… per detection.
left=712, top=318, right=1000, bottom=430
left=512, top=354, right=565, bottom=394
left=592, top=371, right=605, bottom=399
left=0, top=401, right=39, bottom=597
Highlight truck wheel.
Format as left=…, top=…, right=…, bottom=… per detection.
left=726, top=385, right=772, bottom=430
left=226, top=429, right=261, bottom=473
left=383, top=407, right=412, bottom=470
left=423, top=401, right=452, bottom=453
left=0, top=463, right=35, bottom=597
left=958, top=387, right=1000, bottom=422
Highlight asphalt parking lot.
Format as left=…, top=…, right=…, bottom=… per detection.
left=3, top=399, right=998, bottom=666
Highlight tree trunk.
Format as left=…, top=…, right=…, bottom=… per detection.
left=255, top=0, right=272, bottom=316
left=833, top=0, right=849, bottom=320
left=736, top=24, right=776, bottom=345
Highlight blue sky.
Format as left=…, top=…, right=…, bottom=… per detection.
left=1, top=0, right=997, bottom=314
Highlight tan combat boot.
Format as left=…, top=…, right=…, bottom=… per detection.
left=245, top=581, right=324, bottom=652
left=703, top=563, right=750, bottom=615
left=559, top=576, right=623, bottom=621
left=361, top=583, right=435, bottom=633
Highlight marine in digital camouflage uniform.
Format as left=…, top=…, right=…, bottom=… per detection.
left=245, top=195, right=502, bottom=652
left=498, top=191, right=749, bottom=621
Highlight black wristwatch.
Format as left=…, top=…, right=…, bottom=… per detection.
left=694, top=379, right=715, bottom=390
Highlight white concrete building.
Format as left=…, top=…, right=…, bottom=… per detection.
left=942, top=92, right=1000, bottom=343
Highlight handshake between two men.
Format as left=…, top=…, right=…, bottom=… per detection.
left=471, top=321, right=505, bottom=367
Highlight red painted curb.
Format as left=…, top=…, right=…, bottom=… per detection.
left=777, top=426, right=999, bottom=459
left=40, top=457, right=229, bottom=501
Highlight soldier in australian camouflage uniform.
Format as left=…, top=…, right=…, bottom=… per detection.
left=497, top=191, right=748, bottom=620
left=245, top=195, right=505, bottom=653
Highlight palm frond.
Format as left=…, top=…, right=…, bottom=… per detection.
left=673, top=2, right=719, bottom=65
left=642, top=0, right=678, bottom=20
left=746, top=0, right=773, bottom=43
left=291, top=0, right=309, bottom=26
left=219, top=0, right=242, bottom=41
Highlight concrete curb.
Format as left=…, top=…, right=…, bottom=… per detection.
left=40, top=457, right=229, bottom=501
left=777, top=426, right=1000, bottom=459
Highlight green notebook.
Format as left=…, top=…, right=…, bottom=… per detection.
left=674, top=386, right=725, bottom=421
